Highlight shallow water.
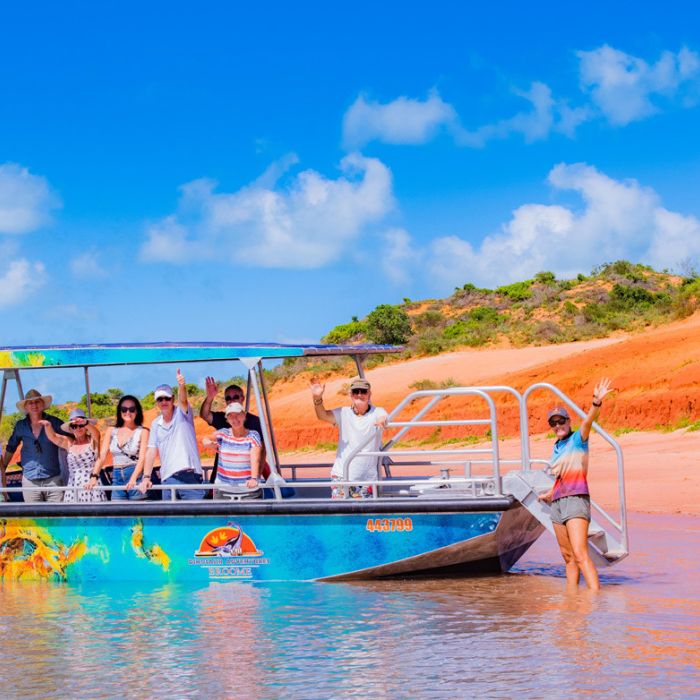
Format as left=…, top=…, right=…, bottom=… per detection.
left=1, top=513, right=698, bottom=699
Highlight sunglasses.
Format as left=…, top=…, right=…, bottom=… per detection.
left=70, top=422, right=87, bottom=430
left=33, top=438, right=43, bottom=454
left=351, top=388, right=369, bottom=396
left=225, top=395, right=243, bottom=402
left=120, top=406, right=137, bottom=413
left=549, top=418, right=568, bottom=427
left=156, top=396, right=173, bottom=403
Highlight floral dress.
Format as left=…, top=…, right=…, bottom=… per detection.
left=64, top=443, right=107, bottom=503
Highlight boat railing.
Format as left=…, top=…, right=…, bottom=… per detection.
left=522, top=382, right=629, bottom=554
left=339, top=387, right=505, bottom=496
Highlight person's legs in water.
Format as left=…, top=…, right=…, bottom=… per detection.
left=565, top=517, right=600, bottom=591
left=553, top=522, right=581, bottom=588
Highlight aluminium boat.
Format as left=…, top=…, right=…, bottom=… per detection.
left=0, top=342, right=629, bottom=582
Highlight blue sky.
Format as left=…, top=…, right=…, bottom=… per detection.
left=1, top=2, right=700, bottom=399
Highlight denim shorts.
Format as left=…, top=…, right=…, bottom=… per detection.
left=550, top=494, right=591, bottom=524
left=111, top=465, right=147, bottom=501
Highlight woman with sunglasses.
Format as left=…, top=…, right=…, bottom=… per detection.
left=89, top=395, right=149, bottom=500
left=538, top=378, right=613, bottom=591
left=40, top=409, right=106, bottom=503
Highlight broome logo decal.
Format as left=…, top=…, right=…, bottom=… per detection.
left=189, top=521, right=268, bottom=579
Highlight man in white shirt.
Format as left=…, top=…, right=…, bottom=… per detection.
left=140, top=369, right=205, bottom=500
left=309, top=377, right=388, bottom=498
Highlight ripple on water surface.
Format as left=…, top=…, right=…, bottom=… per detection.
left=0, top=513, right=698, bottom=699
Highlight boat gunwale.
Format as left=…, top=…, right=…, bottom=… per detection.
left=0, top=495, right=515, bottom=518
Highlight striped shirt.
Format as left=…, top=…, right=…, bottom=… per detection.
left=214, top=428, right=262, bottom=485
left=550, top=429, right=590, bottom=500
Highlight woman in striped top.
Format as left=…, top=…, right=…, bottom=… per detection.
left=203, top=402, right=261, bottom=497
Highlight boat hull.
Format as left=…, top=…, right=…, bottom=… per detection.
left=0, top=498, right=544, bottom=582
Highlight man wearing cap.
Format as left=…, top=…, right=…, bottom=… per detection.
left=139, top=369, right=205, bottom=500
left=309, top=377, right=388, bottom=498
left=538, top=377, right=613, bottom=591
left=0, top=389, right=69, bottom=503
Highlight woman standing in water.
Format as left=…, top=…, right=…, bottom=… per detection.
left=539, top=378, right=613, bottom=591
left=89, top=395, right=149, bottom=499
left=41, top=409, right=106, bottom=503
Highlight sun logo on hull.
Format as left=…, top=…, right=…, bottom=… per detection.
left=194, top=522, right=261, bottom=557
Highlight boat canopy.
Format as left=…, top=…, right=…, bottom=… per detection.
left=0, top=342, right=402, bottom=370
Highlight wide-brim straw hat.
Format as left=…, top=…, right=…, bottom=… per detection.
left=16, top=389, right=53, bottom=414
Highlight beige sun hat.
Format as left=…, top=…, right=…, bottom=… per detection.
left=16, top=388, right=53, bottom=414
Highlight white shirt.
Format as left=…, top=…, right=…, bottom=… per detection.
left=331, top=405, right=388, bottom=482
left=148, top=406, right=202, bottom=481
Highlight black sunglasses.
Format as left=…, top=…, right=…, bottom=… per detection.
left=70, top=422, right=87, bottom=430
left=225, top=394, right=244, bottom=402
left=549, top=417, right=568, bottom=427
left=120, top=406, right=137, bottom=413
left=156, top=396, right=173, bottom=403
left=351, top=388, right=369, bottom=395
left=33, top=438, right=43, bottom=454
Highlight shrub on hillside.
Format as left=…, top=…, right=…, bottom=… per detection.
left=413, top=310, right=445, bottom=329
left=534, top=271, right=557, bottom=285
left=495, top=280, right=532, bottom=301
left=366, top=304, right=413, bottom=345
left=322, top=319, right=367, bottom=344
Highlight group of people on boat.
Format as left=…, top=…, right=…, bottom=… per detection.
left=0, top=363, right=611, bottom=589
left=0, top=370, right=266, bottom=503
left=0, top=369, right=391, bottom=504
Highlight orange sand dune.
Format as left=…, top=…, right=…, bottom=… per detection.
left=269, top=311, right=700, bottom=446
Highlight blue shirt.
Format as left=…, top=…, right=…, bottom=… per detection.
left=5, top=413, right=67, bottom=480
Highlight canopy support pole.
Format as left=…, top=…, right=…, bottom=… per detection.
left=240, top=357, right=282, bottom=500
left=353, top=354, right=368, bottom=379
left=0, top=370, right=24, bottom=429
left=83, top=367, right=92, bottom=418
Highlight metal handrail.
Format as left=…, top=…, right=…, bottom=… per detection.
left=341, top=387, right=503, bottom=494
left=522, top=382, right=628, bottom=552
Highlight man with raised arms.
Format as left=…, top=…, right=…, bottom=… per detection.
left=140, top=369, right=205, bottom=500
left=309, top=377, right=388, bottom=499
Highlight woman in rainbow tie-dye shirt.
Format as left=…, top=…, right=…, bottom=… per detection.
left=539, top=378, right=612, bottom=591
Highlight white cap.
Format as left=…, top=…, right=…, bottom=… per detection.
left=225, top=402, right=245, bottom=416
left=154, top=384, right=174, bottom=400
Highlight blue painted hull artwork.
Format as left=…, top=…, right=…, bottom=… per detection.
left=0, top=510, right=542, bottom=582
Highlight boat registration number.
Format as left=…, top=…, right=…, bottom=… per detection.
left=366, top=517, right=413, bottom=532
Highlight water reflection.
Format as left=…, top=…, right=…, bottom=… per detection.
left=0, top=514, right=698, bottom=698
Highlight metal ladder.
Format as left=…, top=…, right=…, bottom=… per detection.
left=502, top=470, right=628, bottom=567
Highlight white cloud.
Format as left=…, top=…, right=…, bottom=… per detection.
left=140, top=153, right=394, bottom=268
left=578, top=45, right=700, bottom=125
left=456, top=82, right=589, bottom=147
left=381, top=228, right=420, bottom=284
left=409, top=163, right=700, bottom=289
left=70, top=249, right=108, bottom=279
left=0, top=163, right=60, bottom=234
left=342, top=45, right=700, bottom=150
left=0, top=259, right=47, bottom=307
left=342, top=91, right=458, bottom=149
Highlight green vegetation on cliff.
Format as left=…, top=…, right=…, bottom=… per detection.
left=320, top=260, right=699, bottom=357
